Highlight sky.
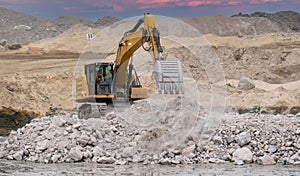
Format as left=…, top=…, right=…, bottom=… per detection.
left=0, top=0, right=299, bottom=20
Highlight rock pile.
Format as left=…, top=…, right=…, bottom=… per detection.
left=0, top=113, right=137, bottom=164
left=207, top=113, right=300, bottom=165
left=0, top=106, right=299, bottom=165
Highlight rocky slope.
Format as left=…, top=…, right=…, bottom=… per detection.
left=1, top=7, right=300, bottom=45
left=0, top=7, right=60, bottom=44
left=232, top=11, right=300, bottom=32
left=0, top=7, right=119, bottom=44
left=181, top=15, right=282, bottom=36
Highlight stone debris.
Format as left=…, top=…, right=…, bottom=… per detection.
left=0, top=105, right=299, bottom=166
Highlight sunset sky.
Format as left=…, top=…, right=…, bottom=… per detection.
left=0, top=0, right=299, bottom=20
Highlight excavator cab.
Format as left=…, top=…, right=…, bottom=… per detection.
left=76, top=62, right=114, bottom=103
left=95, top=63, right=113, bottom=95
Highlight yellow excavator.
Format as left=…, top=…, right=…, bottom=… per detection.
left=75, top=13, right=184, bottom=118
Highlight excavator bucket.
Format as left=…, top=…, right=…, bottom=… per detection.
left=155, top=60, right=184, bottom=94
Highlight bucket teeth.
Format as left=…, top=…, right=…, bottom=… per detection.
left=155, top=60, right=184, bottom=94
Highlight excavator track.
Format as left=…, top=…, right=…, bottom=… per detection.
left=155, top=60, right=184, bottom=94
left=78, top=103, right=110, bottom=119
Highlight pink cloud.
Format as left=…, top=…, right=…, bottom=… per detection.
left=135, top=0, right=246, bottom=9
left=135, top=0, right=284, bottom=9
left=112, top=4, right=123, bottom=12
left=79, top=0, right=240, bottom=11
left=228, top=0, right=242, bottom=5
left=249, top=0, right=282, bottom=4
left=137, top=0, right=236, bottom=7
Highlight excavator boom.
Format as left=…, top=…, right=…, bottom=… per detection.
left=113, top=13, right=184, bottom=98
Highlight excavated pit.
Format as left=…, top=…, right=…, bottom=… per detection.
left=0, top=107, right=39, bottom=135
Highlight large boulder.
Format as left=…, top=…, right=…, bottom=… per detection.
left=182, top=144, right=196, bottom=157
left=237, top=77, right=255, bottom=90
left=96, top=157, right=115, bottom=164
left=69, top=146, right=83, bottom=161
left=12, top=150, right=24, bottom=161
left=51, top=154, right=62, bottom=163
left=35, top=140, right=49, bottom=152
left=256, top=155, right=276, bottom=165
left=0, top=39, right=7, bottom=47
left=235, top=131, right=251, bottom=146
left=92, top=146, right=104, bottom=157
left=232, top=147, right=253, bottom=163
left=122, top=147, right=137, bottom=158
left=0, top=151, right=6, bottom=159
left=291, top=153, right=300, bottom=162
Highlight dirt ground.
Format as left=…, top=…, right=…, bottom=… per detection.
left=0, top=32, right=299, bottom=119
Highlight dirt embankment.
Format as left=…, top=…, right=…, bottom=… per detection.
left=0, top=51, right=78, bottom=115
left=0, top=51, right=80, bottom=134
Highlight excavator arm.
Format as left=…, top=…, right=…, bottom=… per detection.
left=114, top=30, right=144, bottom=88
left=113, top=13, right=184, bottom=98
left=114, top=13, right=164, bottom=90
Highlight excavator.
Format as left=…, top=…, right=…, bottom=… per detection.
left=75, top=13, right=184, bottom=118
